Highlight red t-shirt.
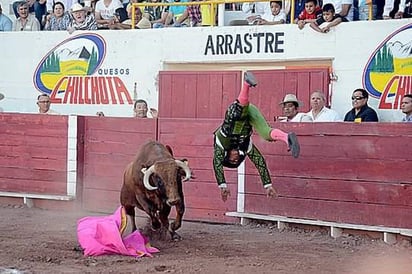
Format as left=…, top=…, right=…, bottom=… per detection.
left=298, top=6, right=322, bottom=20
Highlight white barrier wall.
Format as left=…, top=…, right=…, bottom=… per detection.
left=0, top=19, right=411, bottom=121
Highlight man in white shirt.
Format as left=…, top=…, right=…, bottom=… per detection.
left=306, top=91, right=341, bottom=122
left=37, top=94, right=60, bottom=114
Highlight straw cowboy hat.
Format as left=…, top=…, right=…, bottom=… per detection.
left=136, top=17, right=151, bottom=29
left=279, top=94, right=303, bottom=107
left=71, top=3, right=86, bottom=12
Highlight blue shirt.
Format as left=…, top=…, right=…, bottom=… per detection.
left=0, top=14, right=12, bottom=31
left=169, top=0, right=188, bottom=18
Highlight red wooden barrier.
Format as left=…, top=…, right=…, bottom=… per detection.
left=244, top=122, right=412, bottom=229
left=1, top=113, right=411, bottom=230
left=0, top=113, right=68, bottom=195
left=79, top=116, right=157, bottom=213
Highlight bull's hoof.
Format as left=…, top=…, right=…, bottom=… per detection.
left=170, top=231, right=182, bottom=241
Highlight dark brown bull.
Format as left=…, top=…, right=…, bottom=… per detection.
left=120, top=140, right=191, bottom=240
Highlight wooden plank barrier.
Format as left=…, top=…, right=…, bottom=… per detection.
left=1, top=113, right=412, bottom=241
left=226, top=122, right=412, bottom=242
left=79, top=116, right=158, bottom=213
left=0, top=113, right=73, bottom=208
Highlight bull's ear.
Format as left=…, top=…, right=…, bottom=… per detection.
left=166, top=145, right=174, bottom=156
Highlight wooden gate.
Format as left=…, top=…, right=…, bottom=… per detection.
left=158, top=69, right=330, bottom=120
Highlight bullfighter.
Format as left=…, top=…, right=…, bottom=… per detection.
left=213, top=71, right=300, bottom=202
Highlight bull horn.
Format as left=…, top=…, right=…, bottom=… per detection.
left=175, top=160, right=191, bottom=182
left=141, top=165, right=157, bottom=190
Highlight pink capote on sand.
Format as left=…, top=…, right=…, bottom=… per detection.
left=77, top=206, right=159, bottom=257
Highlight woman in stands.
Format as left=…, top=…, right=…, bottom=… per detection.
left=44, top=2, right=71, bottom=30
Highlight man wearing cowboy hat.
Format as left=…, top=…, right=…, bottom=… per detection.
left=279, top=94, right=312, bottom=122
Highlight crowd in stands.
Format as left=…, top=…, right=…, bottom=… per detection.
left=278, top=88, right=396, bottom=123
left=0, top=0, right=410, bottom=32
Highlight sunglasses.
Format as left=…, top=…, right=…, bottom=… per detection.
left=351, top=96, right=365, bottom=101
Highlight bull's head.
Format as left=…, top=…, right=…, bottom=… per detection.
left=141, top=159, right=191, bottom=205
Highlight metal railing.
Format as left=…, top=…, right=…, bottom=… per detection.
left=131, top=0, right=374, bottom=29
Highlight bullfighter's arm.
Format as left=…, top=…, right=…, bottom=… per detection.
left=246, top=144, right=272, bottom=187
left=213, top=141, right=227, bottom=188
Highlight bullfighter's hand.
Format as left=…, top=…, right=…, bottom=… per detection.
left=266, top=185, right=278, bottom=198
left=220, top=187, right=231, bottom=202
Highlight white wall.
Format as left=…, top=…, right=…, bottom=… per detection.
left=0, top=19, right=411, bottom=120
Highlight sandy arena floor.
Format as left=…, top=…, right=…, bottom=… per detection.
left=0, top=204, right=412, bottom=274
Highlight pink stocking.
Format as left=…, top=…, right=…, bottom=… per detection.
left=270, top=129, right=288, bottom=145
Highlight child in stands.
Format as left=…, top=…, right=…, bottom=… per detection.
left=310, top=3, right=347, bottom=33
left=255, top=0, right=287, bottom=25
left=295, top=0, right=322, bottom=29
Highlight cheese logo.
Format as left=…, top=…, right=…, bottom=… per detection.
left=33, top=33, right=132, bottom=105
left=363, top=23, right=412, bottom=110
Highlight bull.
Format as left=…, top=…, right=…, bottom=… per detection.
left=120, top=140, right=192, bottom=240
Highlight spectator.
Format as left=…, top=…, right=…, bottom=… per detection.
left=120, top=5, right=151, bottom=28
left=67, top=3, right=97, bottom=33
left=96, top=111, right=105, bottom=116
left=383, top=0, right=407, bottom=19
left=173, top=0, right=203, bottom=27
left=37, top=94, right=59, bottom=114
left=126, top=0, right=144, bottom=18
left=400, top=94, right=412, bottom=122
left=295, top=0, right=322, bottom=29
left=228, top=1, right=270, bottom=25
left=143, top=0, right=169, bottom=27
left=213, top=71, right=300, bottom=202
left=356, top=0, right=375, bottom=20
left=44, top=1, right=71, bottom=30
left=13, top=2, right=41, bottom=31
left=185, top=2, right=202, bottom=26
left=322, top=0, right=353, bottom=20
left=0, top=2, right=13, bottom=31
left=306, top=91, right=341, bottom=121
left=12, top=0, right=46, bottom=29
left=290, top=0, right=306, bottom=23
left=374, top=0, right=385, bottom=19
left=133, top=99, right=158, bottom=118
left=344, top=88, right=379, bottom=122
left=94, top=0, right=127, bottom=29
left=242, top=1, right=270, bottom=17
left=46, top=0, right=78, bottom=15
left=255, top=0, right=287, bottom=25
left=0, top=92, right=4, bottom=112
left=310, top=3, right=347, bottom=33
left=172, top=0, right=215, bottom=27
left=279, top=94, right=312, bottom=122
left=162, top=0, right=189, bottom=27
